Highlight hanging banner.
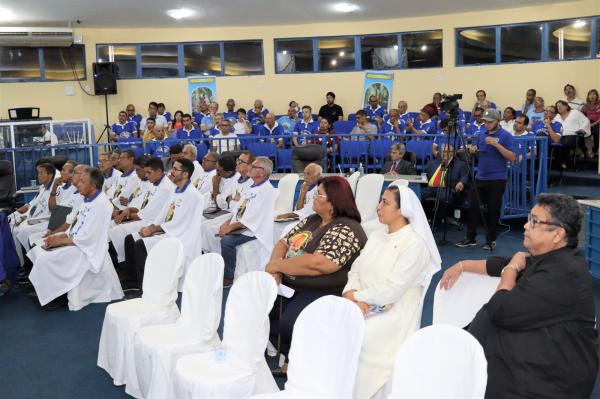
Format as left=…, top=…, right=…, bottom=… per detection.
left=362, top=71, right=394, bottom=112
left=188, top=76, right=217, bottom=115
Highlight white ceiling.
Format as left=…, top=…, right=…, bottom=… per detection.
left=0, top=0, right=576, bottom=28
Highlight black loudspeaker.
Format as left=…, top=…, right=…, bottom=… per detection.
left=92, top=62, right=118, bottom=95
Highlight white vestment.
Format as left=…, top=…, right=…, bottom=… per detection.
left=192, top=168, right=216, bottom=195
left=109, top=175, right=174, bottom=262
left=293, top=184, right=316, bottom=220
left=27, top=191, right=113, bottom=306
left=28, top=191, right=85, bottom=248
left=103, top=168, right=122, bottom=195
left=107, top=169, right=141, bottom=210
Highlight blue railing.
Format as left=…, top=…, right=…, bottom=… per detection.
left=1, top=133, right=547, bottom=219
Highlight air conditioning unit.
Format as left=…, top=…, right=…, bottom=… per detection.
left=0, top=27, right=74, bottom=47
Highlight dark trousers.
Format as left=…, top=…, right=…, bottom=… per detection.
left=220, top=233, right=255, bottom=280
left=560, top=135, right=587, bottom=167
left=421, top=186, right=459, bottom=225
left=466, top=179, right=506, bottom=243
left=591, top=124, right=599, bottom=154
left=269, top=290, right=332, bottom=357
left=123, top=234, right=148, bottom=289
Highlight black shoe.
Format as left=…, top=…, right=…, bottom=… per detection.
left=455, top=238, right=477, bottom=248
left=16, top=275, right=31, bottom=285
left=123, top=289, right=142, bottom=300
left=0, top=279, right=11, bottom=297
left=42, top=296, right=68, bottom=311
left=271, top=367, right=287, bottom=378
left=223, top=278, right=233, bottom=289
left=483, top=241, right=496, bottom=251
left=28, top=291, right=38, bottom=299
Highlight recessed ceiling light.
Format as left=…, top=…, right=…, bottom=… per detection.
left=166, top=8, right=195, bottom=20
left=573, top=20, right=586, bottom=28
left=331, top=59, right=337, bottom=66
left=332, top=3, right=359, bottom=13
left=0, top=6, right=16, bottom=21
left=339, top=51, right=345, bottom=57
left=421, top=45, right=428, bottom=51
left=393, top=45, right=398, bottom=50
left=282, top=50, right=288, bottom=55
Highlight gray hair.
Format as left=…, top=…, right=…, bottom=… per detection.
left=536, top=193, right=582, bottom=248
left=306, top=162, right=323, bottom=176
left=183, top=143, right=197, bottom=157
left=83, top=166, right=104, bottom=190
left=255, top=156, right=273, bottom=176
left=391, top=143, right=406, bottom=153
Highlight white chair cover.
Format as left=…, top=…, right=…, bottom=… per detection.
left=388, top=325, right=487, bottom=398
left=346, top=171, right=360, bottom=197
left=97, top=238, right=184, bottom=388
left=355, top=174, right=384, bottom=222
left=432, top=272, right=501, bottom=328
left=274, top=174, right=299, bottom=213
left=234, top=240, right=264, bottom=281
left=132, top=253, right=224, bottom=399
left=252, top=295, right=364, bottom=399
left=67, top=252, right=124, bottom=311
left=173, top=271, right=279, bottom=399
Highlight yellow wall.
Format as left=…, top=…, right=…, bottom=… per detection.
left=1, top=0, right=598, bottom=137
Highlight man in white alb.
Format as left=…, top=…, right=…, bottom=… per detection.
left=99, top=152, right=122, bottom=194
left=107, top=150, right=141, bottom=213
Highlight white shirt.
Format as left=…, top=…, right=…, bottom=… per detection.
left=500, top=119, right=515, bottom=135
left=56, top=183, right=78, bottom=207
left=103, top=168, right=122, bottom=194
left=293, top=185, right=317, bottom=220
left=553, top=109, right=591, bottom=137
left=140, top=115, right=168, bottom=132
left=233, top=120, right=250, bottom=135
left=107, top=168, right=141, bottom=210
left=212, top=132, right=239, bottom=153
left=567, top=97, right=584, bottom=111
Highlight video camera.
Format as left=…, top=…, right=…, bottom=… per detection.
left=441, top=93, right=463, bottom=114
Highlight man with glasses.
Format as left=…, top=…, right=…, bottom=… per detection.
left=107, top=150, right=141, bottom=211
left=276, top=163, right=322, bottom=222
left=456, top=108, right=516, bottom=251
left=441, top=193, right=597, bottom=398
left=381, top=108, right=406, bottom=137
left=211, top=156, right=277, bottom=288
left=122, top=158, right=204, bottom=295
left=126, top=104, right=143, bottom=130
left=532, top=105, right=562, bottom=143
left=190, top=149, right=217, bottom=195
left=212, top=119, right=240, bottom=153
left=98, top=152, right=122, bottom=194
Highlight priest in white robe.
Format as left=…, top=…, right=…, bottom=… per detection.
left=191, top=149, right=217, bottom=194
left=99, top=152, right=122, bottom=194
left=205, top=154, right=239, bottom=210
left=108, top=157, right=173, bottom=280
left=213, top=156, right=276, bottom=287
left=342, top=183, right=441, bottom=399
left=16, top=160, right=78, bottom=255
left=107, top=150, right=141, bottom=211
left=122, top=158, right=204, bottom=293
left=27, top=167, right=116, bottom=308
left=8, top=162, right=56, bottom=265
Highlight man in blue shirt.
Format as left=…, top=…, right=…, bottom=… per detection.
left=531, top=105, right=562, bottom=144
left=247, top=99, right=269, bottom=126
left=406, top=108, right=437, bottom=136
left=193, top=101, right=210, bottom=126
left=258, top=113, right=285, bottom=148
left=380, top=108, right=406, bottom=138
left=293, top=106, right=319, bottom=146
left=365, top=95, right=386, bottom=128
left=456, top=108, right=516, bottom=251
left=176, top=114, right=202, bottom=141
left=465, top=108, right=486, bottom=137
left=112, top=111, right=138, bottom=142
left=223, top=98, right=238, bottom=125
left=126, top=104, right=143, bottom=130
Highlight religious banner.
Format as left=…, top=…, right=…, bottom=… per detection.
left=362, top=71, right=394, bottom=112
left=188, top=76, right=217, bottom=115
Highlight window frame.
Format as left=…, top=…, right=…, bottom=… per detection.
left=0, top=45, right=87, bottom=83
left=456, top=15, right=599, bottom=67
left=274, top=29, right=443, bottom=74
left=95, top=39, right=264, bottom=80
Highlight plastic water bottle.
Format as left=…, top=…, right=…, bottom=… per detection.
left=358, top=162, right=365, bottom=176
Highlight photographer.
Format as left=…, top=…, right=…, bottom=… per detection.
left=456, top=109, right=515, bottom=251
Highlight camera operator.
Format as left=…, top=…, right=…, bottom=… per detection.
left=456, top=108, right=516, bottom=251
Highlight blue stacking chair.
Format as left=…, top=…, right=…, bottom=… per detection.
left=406, top=140, right=433, bottom=172
left=339, top=140, right=368, bottom=171
left=248, top=142, right=277, bottom=159
left=276, top=148, right=293, bottom=172
left=332, top=120, right=356, bottom=134
left=196, top=143, right=208, bottom=161
left=348, top=113, right=357, bottom=121
left=367, top=139, right=393, bottom=172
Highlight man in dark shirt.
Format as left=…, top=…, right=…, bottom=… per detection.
left=441, top=193, right=598, bottom=398
left=318, top=91, right=344, bottom=126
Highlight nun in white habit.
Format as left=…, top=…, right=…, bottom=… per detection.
left=343, top=181, right=441, bottom=399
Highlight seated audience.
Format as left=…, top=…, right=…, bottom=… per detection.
left=107, top=150, right=141, bottom=212
left=176, top=114, right=201, bottom=141
left=126, top=104, right=143, bottom=130
left=276, top=163, right=322, bottom=221
left=406, top=107, right=436, bottom=136
left=258, top=113, right=285, bottom=148
left=465, top=108, right=486, bottom=136
left=432, top=119, right=464, bottom=158
left=212, top=119, right=239, bottom=153
left=582, top=88, right=600, bottom=156
left=499, top=107, right=516, bottom=135
left=520, top=88, right=537, bottom=116
left=382, top=143, right=415, bottom=175
left=397, top=100, right=409, bottom=121
left=223, top=98, right=237, bottom=123
left=318, top=91, right=344, bottom=125
left=380, top=108, right=406, bottom=137
left=27, top=167, right=113, bottom=309
left=169, top=110, right=184, bottom=132
left=526, top=96, right=545, bottom=127
left=351, top=110, right=378, bottom=139
left=207, top=155, right=238, bottom=210
left=157, top=103, right=171, bottom=123
left=553, top=100, right=591, bottom=169
left=200, top=102, right=219, bottom=133
left=424, top=92, right=442, bottom=116
left=343, top=183, right=440, bottom=398
left=145, top=127, right=171, bottom=158
left=111, top=111, right=138, bottom=142
left=471, top=89, right=495, bottom=113
left=163, top=143, right=183, bottom=172
left=293, top=105, right=319, bottom=146
left=314, top=118, right=338, bottom=154
left=531, top=105, right=562, bottom=143
left=193, top=101, right=210, bottom=126
left=564, top=83, right=584, bottom=111
left=233, top=108, right=252, bottom=135
left=192, top=151, right=218, bottom=194
left=266, top=176, right=367, bottom=373
left=141, top=117, right=158, bottom=141
left=365, top=95, right=386, bottom=127
left=441, top=193, right=598, bottom=398
left=248, top=99, right=269, bottom=125
left=140, top=102, right=168, bottom=135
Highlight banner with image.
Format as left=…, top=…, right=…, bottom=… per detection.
left=362, top=71, right=394, bottom=112
left=188, top=76, right=217, bottom=115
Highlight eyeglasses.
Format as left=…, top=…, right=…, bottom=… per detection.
left=251, top=165, right=265, bottom=170
left=171, top=167, right=183, bottom=172
left=527, top=213, right=562, bottom=229
left=315, top=193, right=328, bottom=199
left=236, top=159, right=249, bottom=165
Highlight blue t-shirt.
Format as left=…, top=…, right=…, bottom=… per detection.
left=277, top=116, right=297, bottom=135
left=414, top=119, right=437, bottom=135
left=194, top=112, right=209, bottom=126
left=532, top=120, right=563, bottom=136
left=223, top=112, right=238, bottom=126
left=381, top=119, right=406, bottom=135
left=176, top=127, right=202, bottom=140
left=466, top=122, right=486, bottom=136
left=200, top=115, right=215, bottom=130
left=365, top=105, right=386, bottom=122
left=434, top=133, right=464, bottom=150
left=112, top=121, right=137, bottom=138
left=526, top=110, right=545, bottom=126
left=247, top=108, right=269, bottom=126
left=514, top=132, right=536, bottom=154
left=475, top=128, right=515, bottom=180
left=127, top=114, right=143, bottom=130
left=258, top=123, right=285, bottom=145
left=293, top=119, right=319, bottom=146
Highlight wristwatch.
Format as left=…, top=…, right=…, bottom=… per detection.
left=501, top=264, right=520, bottom=275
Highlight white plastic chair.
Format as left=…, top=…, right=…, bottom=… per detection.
left=274, top=174, right=299, bottom=214
left=346, top=171, right=360, bottom=197
left=432, top=272, right=501, bottom=328
left=388, top=325, right=487, bottom=398
left=252, top=295, right=365, bottom=399
left=355, top=174, right=384, bottom=222
left=132, top=253, right=224, bottom=399
left=97, top=238, right=185, bottom=388
left=173, top=271, right=279, bottom=399
left=67, top=252, right=124, bottom=311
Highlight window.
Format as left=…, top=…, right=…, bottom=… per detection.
left=183, top=43, right=221, bottom=76
left=457, top=28, right=496, bottom=65
left=43, top=45, right=85, bottom=81
left=549, top=18, right=591, bottom=60
left=402, top=31, right=442, bottom=68
left=596, top=18, right=600, bottom=58
left=318, top=37, right=355, bottom=72
left=501, top=24, right=542, bottom=62
left=361, top=35, right=398, bottom=70
left=0, top=47, right=40, bottom=80
left=97, top=45, right=137, bottom=78
left=223, top=41, right=263, bottom=76
left=276, top=39, right=313, bottom=73
left=141, top=44, right=179, bottom=78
